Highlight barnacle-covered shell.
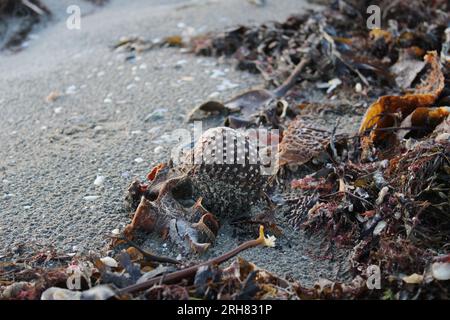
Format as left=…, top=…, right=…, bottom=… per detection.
left=175, top=127, right=269, bottom=217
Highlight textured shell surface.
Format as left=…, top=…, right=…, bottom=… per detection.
left=278, top=116, right=332, bottom=167
left=173, top=127, right=270, bottom=217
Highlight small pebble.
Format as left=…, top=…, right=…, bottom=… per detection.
left=355, top=83, right=363, bottom=93
left=134, top=157, right=144, bottom=163
left=154, top=146, right=164, bottom=154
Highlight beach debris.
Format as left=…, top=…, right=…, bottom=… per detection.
left=115, top=226, right=276, bottom=297
left=431, top=262, right=450, bottom=281
left=187, top=57, right=310, bottom=125
left=45, top=91, right=61, bottom=103
left=41, top=285, right=116, bottom=300
left=144, top=108, right=167, bottom=122
left=100, top=257, right=119, bottom=268
left=359, top=51, right=445, bottom=147
left=0, top=0, right=51, bottom=51
left=93, top=175, right=106, bottom=186
left=278, top=116, right=340, bottom=168
left=83, top=195, right=100, bottom=201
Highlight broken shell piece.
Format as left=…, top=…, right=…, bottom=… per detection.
left=84, top=195, right=99, bottom=201
left=123, top=196, right=159, bottom=240
left=431, top=262, right=450, bottom=281
left=278, top=116, right=335, bottom=167
left=100, top=257, right=118, bottom=268
left=376, top=186, right=389, bottom=205
left=192, top=212, right=220, bottom=244
left=402, top=273, right=423, bottom=284
left=94, top=175, right=105, bottom=186
left=187, top=237, right=211, bottom=254
left=169, top=218, right=212, bottom=254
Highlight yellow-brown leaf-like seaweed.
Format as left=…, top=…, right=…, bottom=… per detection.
left=359, top=51, right=445, bottom=144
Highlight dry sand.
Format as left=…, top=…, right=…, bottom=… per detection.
left=0, top=0, right=351, bottom=285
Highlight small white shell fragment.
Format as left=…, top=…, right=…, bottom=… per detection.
left=373, top=220, right=387, bottom=236
left=65, top=85, right=77, bottom=95
left=435, top=133, right=450, bottom=142
left=402, top=273, right=423, bottom=284
left=210, top=69, right=225, bottom=78
left=431, top=262, right=450, bottom=280
left=93, top=176, right=105, bottom=186
left=326, top=78, right=342, bottom=93
left=217, top=79, right=239, bottom=91
left=84, top=195, right=100, bottom=201
left=355, top=83, right=363, bottom=93
left=41, top=287, right=82, bottom=300
left=376, top=186, right=389, bottom=205
left=100, top=257, right=118, bottom=268
left=111, top=228, right=120, bottom=236
left=154, top=146, right=164, bottom=154
left=134, top=157, right=144, bottom=163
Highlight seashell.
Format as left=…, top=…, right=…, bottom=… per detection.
left=174, top=127, right=270, bottom=216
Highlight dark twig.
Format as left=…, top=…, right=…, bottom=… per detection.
left=114, top=226, right=274, bottom=296
left=110, top=235, right=180, bottom=265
